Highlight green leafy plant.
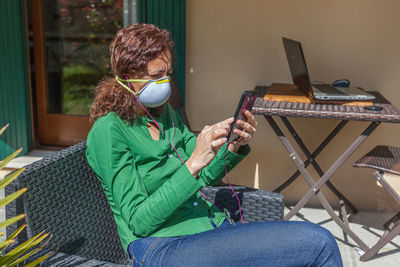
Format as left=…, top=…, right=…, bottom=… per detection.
left=0, top=124, right=52, bottom=266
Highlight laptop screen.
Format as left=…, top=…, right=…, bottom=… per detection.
left=282, top=37, right=313, bottom=98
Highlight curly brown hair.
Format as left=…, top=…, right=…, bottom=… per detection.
left=90, top=23, right=174, bottom=123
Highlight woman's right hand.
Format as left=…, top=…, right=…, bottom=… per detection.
left=185, top=117, right=234, bottom=178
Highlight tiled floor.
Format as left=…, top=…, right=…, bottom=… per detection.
left=287, top=206, right=400, bottom=266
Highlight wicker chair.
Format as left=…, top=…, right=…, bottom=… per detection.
left=6, top=141, right=284, bottom=266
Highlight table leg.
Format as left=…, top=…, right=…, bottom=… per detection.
left=283, top=120, right=379, bottom=218
left=288, top=151, right=370, bottom=251
left=273, top=120, right=347, bottom=192
left=383, top=212, right=400, bottom=230
left=360, top=222, right=400, bottom=261
left=264, top=115, right=380, bottom=251
left=279, top=117, right=358, bottom=214
left=339, top=199, right=350, bottom=244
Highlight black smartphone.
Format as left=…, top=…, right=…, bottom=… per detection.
left=227, top=91, right=257, bottom=143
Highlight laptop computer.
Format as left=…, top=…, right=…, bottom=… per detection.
left=282, top=37, right=375, bottom=101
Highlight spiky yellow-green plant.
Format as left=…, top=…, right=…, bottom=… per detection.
left=0, top=124, right=52, bottom=266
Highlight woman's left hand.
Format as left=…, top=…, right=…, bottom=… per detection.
left=229, top=110, right=257, bottom=151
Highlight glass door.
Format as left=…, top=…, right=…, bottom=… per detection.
left=31, top=0, right=136, bottom=146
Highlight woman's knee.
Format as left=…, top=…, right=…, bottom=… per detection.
left=234, top=221, right=342, bottom=266
left=234, top=221, right=338, bottom=252
left=295, top=222, right=342, bottom=266
left=296, top=222, right=337, bottom=247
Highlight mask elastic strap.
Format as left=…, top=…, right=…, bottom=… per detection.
left=116, top=76, right=140, bottom=96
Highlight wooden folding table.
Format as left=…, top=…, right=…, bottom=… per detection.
left=252, top=85, right=400, bottom=255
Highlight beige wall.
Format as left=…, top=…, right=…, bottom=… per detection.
left=186, top=0, right=400, bottom=210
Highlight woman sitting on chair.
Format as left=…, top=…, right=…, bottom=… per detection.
left=86, top=23, right=342, bottom=267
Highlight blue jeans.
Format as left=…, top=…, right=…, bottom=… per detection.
left=128, top=220, right=343, bottom=267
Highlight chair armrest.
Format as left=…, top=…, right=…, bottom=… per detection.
left=200, top=185, right=284, bottom=222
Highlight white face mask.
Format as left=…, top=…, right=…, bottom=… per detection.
left=116, top=76, right=171, bottom=108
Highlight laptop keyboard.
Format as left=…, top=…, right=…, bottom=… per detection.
left=313, top=84, right=347, bottom=95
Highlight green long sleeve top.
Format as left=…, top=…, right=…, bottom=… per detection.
left=86, top=104, right=250, bottom=252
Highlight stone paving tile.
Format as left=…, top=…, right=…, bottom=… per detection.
left=286, top=206, right=400, bottom=267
